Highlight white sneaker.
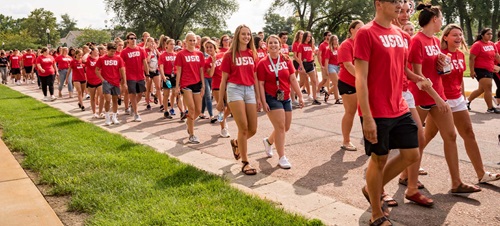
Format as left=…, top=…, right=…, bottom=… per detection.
left=220, top=128, right=230, bottom=138
left=308, top=95, right=314, bottom=101
left=112, top=113, right=120, bottom=124
left=278, top=156, right=291, bottom=169
left=32, top=80, right=36, bottom=84
left=125, top=107, right=131, bottom=115
left=99, top=113, right=106, bottom=119
left=92, top=113, right=99, bottom=119
left=104, top=113, right=112, bottom=126
left=188, top=135, right=200, bottom=144
left=50, top=95, right=57, bottom=101
left=263, top=138, right=274, bottom=158
left=42, top=96, right=50, bottom=102
left=133, top=114, right=142, bottom=122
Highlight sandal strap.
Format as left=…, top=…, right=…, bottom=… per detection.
left=370, top=216, right=391, bottom=226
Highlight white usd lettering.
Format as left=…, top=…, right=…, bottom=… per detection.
left=483, top=46, right=495, bottom=51
left=127, top=51, right=140, bottom=58
left=215, top=58, right=223, bottom=67
left=424, top=45, right=440, bottom=56
left=268, top=61, right=289, bottom=72
left=185, top=55, right=200, bottom=62
left=235, top=57, right=254, bottom=66
left=104, top=60, right=118, bottom=66
left=451, top=59, right=465, bottom=70
left=90, top=61, right=97, bottom=66
left=379, top=35, right=405, bottom=48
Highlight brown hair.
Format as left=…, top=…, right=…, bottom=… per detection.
left=347, top=20, right=363, bottom=38
left=440, top=24, right=468, bottom=51
left=228, top=24, right=257, bottom=63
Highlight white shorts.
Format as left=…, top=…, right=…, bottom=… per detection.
left=226, top=82, right=256, bottom=104
left=447, top=95, right=468, bottom=112
left=402, top=91, right=416, bottom=109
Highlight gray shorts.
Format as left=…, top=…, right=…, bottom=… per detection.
left=127, top=80, right=146, bottom=94
left=103, top=80, right=121, bottom=96
left=226, top=82, right=256, bottom=104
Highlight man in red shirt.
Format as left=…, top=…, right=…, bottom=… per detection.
left=120, top=32, right=149, bottom=122
left=23, top=49, right=36, bottom=84
left=355, top=0, right=424, bottom=224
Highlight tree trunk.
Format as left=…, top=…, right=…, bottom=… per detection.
left=492, top=0, right=500, bottom=42
left=457, top=0, right=474, bottom=45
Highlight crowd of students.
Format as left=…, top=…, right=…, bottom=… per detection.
left=1, top=1, right=500, bottom=225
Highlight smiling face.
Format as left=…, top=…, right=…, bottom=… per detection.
left=444, top=28, right=463, bottom=49
left=185, top=34, right=197, bottom=49
left=239, top=27, right=251, bottom=46
left=205, top=42, right=216, bottom=55
left=267, top=36, right=281, bottom=55
left=398, top=2, right=411, bottom=25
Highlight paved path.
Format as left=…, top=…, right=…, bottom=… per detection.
left=2, top=78, right=500, bottom=225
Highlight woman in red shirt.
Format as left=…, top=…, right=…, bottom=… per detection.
left=159, top=38, right=183, bottom=117
left=297, top=31, right=320, bottom=105
left=174, top=32, right=205, bottom=144
left=36, top=47, right=58, bottom=101
left=55, top=47, right=74, bottom=98
left=257, top=35, right=304, bottom=169
left=68, top=50, right=87, bottom=111
left=216, top=24, right=260, bottom=175
left=338, top=20, right=363, bottom=151
left=425, top=24, right=500, bottom=184
left=254, top=36, right=267, bottom=61
left=86, top=47, right=104, bottom=118
left=292, top=30, right=307, bottom=97
left=467, top=28, right=500, bottom=113
left=219, top=34, right=231, bottom=53
left=323, top=35, right=341, bottom=104
left=409, top=4, right=480, bottom=194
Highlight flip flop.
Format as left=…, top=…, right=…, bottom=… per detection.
left=405, top=192, right=433, bottom=207
left=450, top=183, right=481, bottom=194
left=361, top=187, right=390, bottom=217
left=398, top=178, right=425, bottom=189
left=341, top=143, right=357, bottom=151
left=241, top=161, right=257, bottom=175
left=419, top=168, right=428, bottom=175
left=230, top=139, right=240, bottom=160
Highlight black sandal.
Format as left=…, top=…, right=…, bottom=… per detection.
left=230, top=139, right=240, bottom=160
left=241, top=161, right=257, bottom=175
left=324, top=93, right=330, bottom=103
left=369, top=216, right=391, bottom=226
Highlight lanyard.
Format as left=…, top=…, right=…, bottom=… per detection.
left=268, top=54, right=281, bottom=87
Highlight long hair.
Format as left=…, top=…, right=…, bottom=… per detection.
left=474, top=28, right=492, bottom=43
left=219, top=34, right=229, bottom=49
left=301, top=31, right=315, bottom=51
left=347, top=20, right=363, bottom=38
left=229, top=24, right=256, bottom=63
left=440, top=24, right=468, bottom=51
left=328, top=35, right=339, bottom=54
left=266, top=34, right=290, bottom=61
left=416, top=3, right=441, bottom=27
left=293, top=30, right=304, bottom=43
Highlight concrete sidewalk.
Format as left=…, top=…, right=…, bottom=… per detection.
left=0, top=137, right=63, bottom=226
left=2, top=80, right=500, bottom=226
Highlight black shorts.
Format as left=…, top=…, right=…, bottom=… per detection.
left=127, top=80, right=146, bottom=94
left=24, top=66, right=33, bottom=73
left=181, top=82, right=202, bottom=94
left=303, top=61, right=315, bottom=73
left=11, top=68, right=20, bottom=75
left=293, top=60, right=300, bottom=70
left=74, top=80, right=87, bottom=84
left=474, top=68, right=494, bottom=80
left=162, top=76, right=177, bottom=89
left=419, top=104, right=436, bottom=110
left=360, top=112, right=418, bottom=156
left=265, top=94, right=292, bottom=112
left=148, top=70, right=159, bottom=78
left=87, top=82, right=102, bottom=88
left=338, top=79, right=356, bottom=95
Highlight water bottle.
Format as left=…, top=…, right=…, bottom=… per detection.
left=165, top=80, right=172, bottom=89
left=217, top=111, right=224, bottom=122
left=442, top=53, right=452, bottom=74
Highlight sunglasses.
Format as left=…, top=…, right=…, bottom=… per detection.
left=128, top=37, right=137, bottom=40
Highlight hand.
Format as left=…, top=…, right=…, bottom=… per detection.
left=435, top=98, right=449, bottom=113
left=123, top=85, right=128, bottom=92
left=436, top=53, right=447, bottom=71
left=257, top=100, right=262, bottom=111
left=175, top=87, right=180, bottom=95
left=263, top=103, right=270, bottom=112
left=416, top=78, right=432, bottom=90
left=40, top=69, right=45, bottom=73
left=493, top=65, right=500, bottom=73
left=298, top=98, right=304, bottom=109
left=362, top=117, right=378, bottom=144
left=392, top=18, right=402, bottom=27
left=200, top=87, right=205, bottom=97
left=216, top=102, right=224, bottom=112
left=470, top=72, right=476, bottom=79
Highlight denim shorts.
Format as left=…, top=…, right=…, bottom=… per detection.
left=226, top=82, right=256, bottom=104
left=265, top=94, right=292, bottom=112
left=328, top=64, right=340, bottom=74
left=402, top=91, right=415, bottom=109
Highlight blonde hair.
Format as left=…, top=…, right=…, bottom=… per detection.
left=293, top=30, right=304, bottom=43
left=440, top=24, right=468, bottom=51
left=203, top=40, right=219, bottom=54
left=229, top=24, right=257, bottom=63
left=328, top=34, right=339, bottom=53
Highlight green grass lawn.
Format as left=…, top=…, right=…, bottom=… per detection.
left=0, top=86, right=323, bottom=226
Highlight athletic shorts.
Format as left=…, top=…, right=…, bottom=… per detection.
left=181, top=82, right=202, bottom=94
left=303, top=61, right=315, bottom=73
left=74, top=80, right=86, bottom=84
left=338, top=79, right=356, bottom=95
left=127, top=80, right=146, bottom=94
left=103, top=80, right=120, bottom=96
left=10, top=68, right=20, bottom=75
left=148, top=70, right=159, bottom=78
left=226, top=82, right=256, bottom=104
left=24, top=66, right=33, bottom=73
left=447, top=95, right=468, bottom=112
left=475, top=68, right=494, bottom=80
left=265, top=93, right=292, bottom=112
left=162, top=76, right=177, bottom=89
left=402, top=91, right=416, bottom=109
left=293, top=60, right=300, bottom=70
left=360, top=112, right=418, bottom=156
left=87, top=82, right=102, bottom=88
left=328, top=64, right=340, bottom=74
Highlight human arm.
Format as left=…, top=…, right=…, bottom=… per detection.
left=258, top=80, right=270, bottom=112
left=290, top=70, right=304, bottom=108
left=355, top=59, right=377, bottom=144
left=199, top=66, right=205, bottom=97
left=469, top=54, right=476, bottom=79
left=119, top=67, right=127, bottom=90
left=216, top=72, right=228, bottom=112
left=412, top=63, right=448, bottom=113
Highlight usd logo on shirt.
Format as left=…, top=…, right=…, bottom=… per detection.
left=424, top=45, right=441, bottom=56
left=127, top=51, right=141, bottom=58
left=104, top=60, right=118, bottom=66
left=268, top=62, right=289, bottom=72
left=379, top=35, right=406, bottom=48
left=303, top=46, right=313, bottom=52
left=164, top=56, right=176, bottom=62
left=235, top=57, right=254, bottom=66
left=90, top=61, right=97, bottom=66
left=215, top=58, right=223, bottom=67
left=483, top=46, right=495, bottom=51
left=185, top=55, right=200, bottom=62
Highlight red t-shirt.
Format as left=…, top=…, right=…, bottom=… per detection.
left=319, top=41, right=329, bottom=66
left=174, top=49, right=204, bottom=88
left=221, top=50, right=256, bottom=86
left=219, top=47, right=229, bottom=53
left=22, top=53, right=36, bottom=67
left=470, top=40, right=498, bottom=72
left=298, top=43, right=314, bottom=62
left=338, top=38, right=355, bottom=87
left=292, top=42, right=300, bottom=53
left=70, top=59, right=86, bottom=82
left=120, top=46, right=146, bottom=81
left=207, top=52, right=225, bottom=90
left=9, top=55, right=20, bottom=68
left=408, top=32, right=446, bottom=106
left=96, top=55, right=125, bottom=87
left=257, top=48, right=267, bottom=60
left=115, top=51, right=122, bottom=57
left=401, top=32, right=412, bottom=92
left=85, top=56, right=101, bottom=85
left=281, top=44, right=289, bottom=55
left=36, top=55, right=55, bottom=77
left=496, top=41, right=500, bottom=65
left=441, top=49, right=466, bottom=99
left=354, top=21, right=408, bottom=118
left=257, top=55, right=295, bottom=100
left=158, top=52, right=177, bottom=75
left=55, top=55, right=72, bottom=70
left=325, top=46, right=339, bottom=66
left=157, top=47, right=166, bottom=55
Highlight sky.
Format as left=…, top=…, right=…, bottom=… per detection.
left=0, top=0, right=278, bottom=35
